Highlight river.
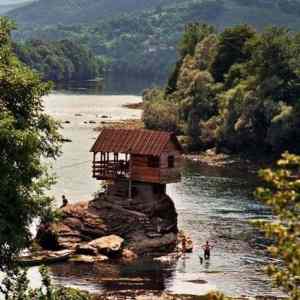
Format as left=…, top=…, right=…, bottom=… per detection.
left=38, top=79, right=284, bottom=298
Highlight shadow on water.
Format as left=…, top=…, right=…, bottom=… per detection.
left=54, top=75, right=164, bottom=96
left=50, top=258, right=175, bottom=294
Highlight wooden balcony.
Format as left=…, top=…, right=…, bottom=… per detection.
left=92, top=160, right=129, bottom=180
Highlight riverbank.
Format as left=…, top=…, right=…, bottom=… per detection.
left=123, top=102, right=144, bottom=110
left=184, top=148, right=274, bottom=172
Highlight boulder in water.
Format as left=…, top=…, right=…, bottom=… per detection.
left=89, top=235, right=124, bottom=256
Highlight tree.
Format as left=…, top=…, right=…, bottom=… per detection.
left=0, top=17, right=62, bottom=270
left=246, top=27, right=300, bottom=103
left=14, top=39, right=102, bottom=82
left=210, top=24, right=255, bottom=82
left=255, top=152, right=300, bottom=300
left=178, top=23, right=216, bottom=58
left=0, top=17, right=91, bottom=300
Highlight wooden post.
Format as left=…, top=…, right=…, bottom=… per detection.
left=128, top=153, right=132, bottom=200
left=93, top=152, right=96, bottom=178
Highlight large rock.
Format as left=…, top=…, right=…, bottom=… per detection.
left=36, top=201, right=108, bottom=250
left=76, top=243, right=99, bottom=256
left=36, top=180, right=179, bottom=257
left=89, top=235, right=124, bottom=256
left=128, top=232, right=177, bottom=255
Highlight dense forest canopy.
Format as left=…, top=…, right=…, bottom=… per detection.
left=143, top=24, right=300, bottom=156
left=5, top=0, right=300, bottom=80
left=6, top=0, right=174, bottom=27
left=14, top=39, right=103, bottom=82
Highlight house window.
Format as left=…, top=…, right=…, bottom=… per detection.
left=148, top=156, right=160, bottom=168
left=168, top=156, right=175, bottom=168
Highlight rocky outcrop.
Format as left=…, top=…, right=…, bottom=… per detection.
left=36, top=179, right=179, bottom=260
left=88, top=235, right=124, bottom=256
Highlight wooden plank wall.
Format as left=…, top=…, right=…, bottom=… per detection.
left=160, top=141, right=182, bottom=183
left=131, top=140, right=181, bottom=184
left=131, top=154, right=161, bottom=183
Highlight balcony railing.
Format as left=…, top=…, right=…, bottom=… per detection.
left=92, top=160, right=129, bottom=179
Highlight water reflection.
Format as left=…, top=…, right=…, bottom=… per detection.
left=50, top=259, right=175, bottom=293
left=54, top=75, right=163, bottom=96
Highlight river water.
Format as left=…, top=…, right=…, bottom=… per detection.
left=38, top=80, right=283, bottom=298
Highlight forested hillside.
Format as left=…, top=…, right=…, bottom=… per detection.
left=8, top=0, right=300, bottom=80
left=143, top=24, right=300, bottom=156
left=7, top=0, right=173, bottom=27
left=0, top=1, right=32, bottom=14
left=14, top=40, right=103, bottom=82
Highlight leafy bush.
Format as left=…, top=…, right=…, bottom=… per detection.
left=255, top=152, right=300, bottom=300
left=1, top=266, right=91, bottom=300
left=143, top=99, right=180, bottom=133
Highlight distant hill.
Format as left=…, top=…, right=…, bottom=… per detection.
left=8, top=0, right=173, bottom=27
left=0, top=5, right=18, bottom=14
left=8, top=0, right=300, bottom=80
left=2, top=0, right=30, bottom=3
left=0, top=1, right=32, bottom=14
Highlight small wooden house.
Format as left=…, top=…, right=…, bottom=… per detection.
left=90, top=128, right=183, bottom=185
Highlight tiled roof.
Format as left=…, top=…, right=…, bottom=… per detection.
left=90, top=128, right=182, bottom=156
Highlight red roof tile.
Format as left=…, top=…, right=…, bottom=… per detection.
left=90, top=128, right=183, bottom=156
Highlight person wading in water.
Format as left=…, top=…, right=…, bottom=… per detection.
left=202, top=241, right=214, bottom=260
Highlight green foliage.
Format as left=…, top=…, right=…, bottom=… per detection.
left=143, top=89, right=180, bottom=133
left=1, top=266, right=91, bottom=299
left=14, top=39, right=103, bottom=82
left=143, top=23, right=300, bottom=154
left=7, top=0, right=174, bottom=27
left=210, top=25, right=255, bottom=82
left=246, top=27, right=300, bottom=103
left=178, top=23, right=216, bottom=58
left=0, top=17, right=62, bottom=269
left=9, top=0, right=300, bottom=80
left=255, top=152, right=300, bottom=300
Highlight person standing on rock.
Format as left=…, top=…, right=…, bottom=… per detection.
left=60, top=195, right=68, bottom=208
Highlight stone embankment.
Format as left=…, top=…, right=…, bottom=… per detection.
left=32, top=179, right=192, bottom=264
